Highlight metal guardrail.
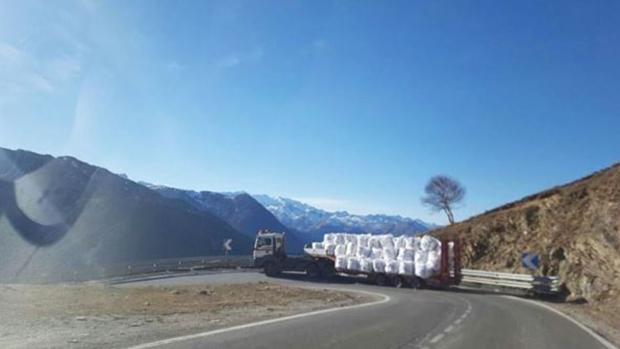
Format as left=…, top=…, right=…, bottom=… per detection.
left=104, top=255, right=254, bottom=278
left=460, top=269, right=561, bottom=294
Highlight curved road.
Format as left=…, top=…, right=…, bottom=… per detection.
left=124, top=271, right=613, bottom=349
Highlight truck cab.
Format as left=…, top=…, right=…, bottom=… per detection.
left=253, top=230, right=287, bottom=275
left=253, top=229, right=331, bottom=277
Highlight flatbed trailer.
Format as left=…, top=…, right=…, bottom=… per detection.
left=253, top=230, right=462, bottom=288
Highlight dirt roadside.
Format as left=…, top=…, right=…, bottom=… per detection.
left=550, top=299, right=620, bottom=347
left=0, top=281, right=374, bottom=349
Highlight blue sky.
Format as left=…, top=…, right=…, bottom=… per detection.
left=1, top=0, right=619, bottom=224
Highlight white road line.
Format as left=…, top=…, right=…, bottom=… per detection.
left=454, top=318, right=463, bottom=325
left=444, top=325, right=454, bottom=333
left=125, top=288, right=391, bottom=349
left=501, top=296, right=619, bottom=349
left=429, top=334, right=444, bottom=344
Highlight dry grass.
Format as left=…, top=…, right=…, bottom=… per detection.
left=0, top=281, right=357, bottom=318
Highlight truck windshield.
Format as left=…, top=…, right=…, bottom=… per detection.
left=256, top=237, right=272, bottom=248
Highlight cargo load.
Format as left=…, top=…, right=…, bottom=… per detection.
left=318, top=232, right=442, bottom=279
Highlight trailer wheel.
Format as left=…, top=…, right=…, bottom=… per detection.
left=306, top=263, right=321, bottom=279
left=391, top=276, right=405, bottom=288
left=264, top=262, right=281, bottom=277
left=375, top=274, right=387, bottom=287
left=410, top=277, right=424, bottom=289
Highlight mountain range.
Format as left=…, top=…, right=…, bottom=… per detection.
left=253, top=194, right=436, bottom=236
left=0, top=147, right=252, bottom=281
left=0, top=146, right=435, bottom=281
left=141, top=183, right=306, bottom=252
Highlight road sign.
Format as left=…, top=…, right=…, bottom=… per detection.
left=223, top=239, right=232, bottom=252
left=521, top=252, right=540, bottom=270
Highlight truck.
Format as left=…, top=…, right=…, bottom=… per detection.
left=252, top=229, right=462, bottom=288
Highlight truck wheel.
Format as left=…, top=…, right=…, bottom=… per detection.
left=375, top=274, right=387, bottom=287
left=306, top=263, right=321, bottom=279
left=391, top=276, right=404, bottom=288
left=264, top=263, right=281, bottom=277
left=320, top=263, right=336, bottom=279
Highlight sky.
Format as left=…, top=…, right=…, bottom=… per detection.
left=1, top=0, right=619, bottom=225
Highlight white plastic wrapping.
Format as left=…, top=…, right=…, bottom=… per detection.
left=334, top=244, right=346, bottom=257
left=325, top=243, right=336, bottom=256
left=372, top=259, right=386, bottom=273
left=335, top=233, right=346, bottom=245
left=385, top=260, right=399, bottom=274
left=383, top=247, right=396, bottom=260
left=356, top=245, right=370, bottom=258
left=413, top=235, right=441, bottom=279
left=398, top=261, right=414, bottom=275
left=404, top=236, right=415, bottom=249
left=335, top=256, right=347, bottom=269
left=370, top=247, right=383, bottom=259
left=360, top=258, right=373, bottom=272
left=317, top=233, right=443, bottom=279
left=347, top=256, right=360, bottom=271
left=397, top=248, right=415, bottom=261
left=345, top=242, right=357, bottom=256
left=357, top=234, right=370, bottom=248
left=323, top=233, right=335, bottom=244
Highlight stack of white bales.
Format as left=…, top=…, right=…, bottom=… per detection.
left=321, top=233, right=442, bottom=279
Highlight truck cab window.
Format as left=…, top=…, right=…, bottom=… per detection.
left=257, top=237, right=272, bottom=248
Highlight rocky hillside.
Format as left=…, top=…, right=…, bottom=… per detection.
left=142, top=184, right=306, bottom=252
left=0, top=147, right=252, bottom=282
left=433, top=163, right=620, bottom=305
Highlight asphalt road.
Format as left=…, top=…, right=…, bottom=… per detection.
left=124, top=271, right=613, bottom=349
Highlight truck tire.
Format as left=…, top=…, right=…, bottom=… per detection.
left=264, top=262, right=281, bottom=277
left=319, top=263, right=336, bottom=280
left=375, top=274, right=387, bottom=287
left=306, top=263, right=321, bottom=279
left=391, top=275, right=404, bottom=288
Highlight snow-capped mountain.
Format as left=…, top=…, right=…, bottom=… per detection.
left=140, top=183, right=306, bottom=252
left=253, top=194, right=437, bottom=236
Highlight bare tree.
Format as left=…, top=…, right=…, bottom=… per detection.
left=422, top=175, right=465, bottom=225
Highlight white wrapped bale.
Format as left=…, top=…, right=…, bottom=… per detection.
left=397, top=248, right=415, bottom=261
left=345, top=242, right=357, bottom=256
left=357, top=234, right=370, bottom=248
left=312, top=242, right=324, bottom=250
left=372, top=259, right=386, bottom=273
left=323, top=233, right=335, bottom=244
left=345, top=234, right=357, bottom=243
left=370, top=247, right=383, bottom=259
left=325, top=243, right=336, bottom=256
left=334, top=244, right=346, bottom=257
left=426, top=250, right=441, bottom=274
left=356, top=245, right=370, bottom=258
left=368, top=235, right=381, bottom=249
left=404, top=236, right=415, bottom=249
left=414, top=250, right=430, bottom=278
left=420, top=235, right=440, bottom=251
left=335, top=233, right=346, bottom=245
left=360, top=258, right=373, bottom=273
left=398, top=261, right=415, bottom=275
left=394, top=236, right=407, bottom=249
left=385, top=259, right=399, bottom=274
left=347, top=256, right=361, bottom=271
left=335, top=256, right=347, bottom=270
left=383, top=247, right=396, bottom=260
left=379, top=234, right=395, bottom=249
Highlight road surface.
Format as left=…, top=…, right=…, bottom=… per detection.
left=123, top=271, right=613, bottom=349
